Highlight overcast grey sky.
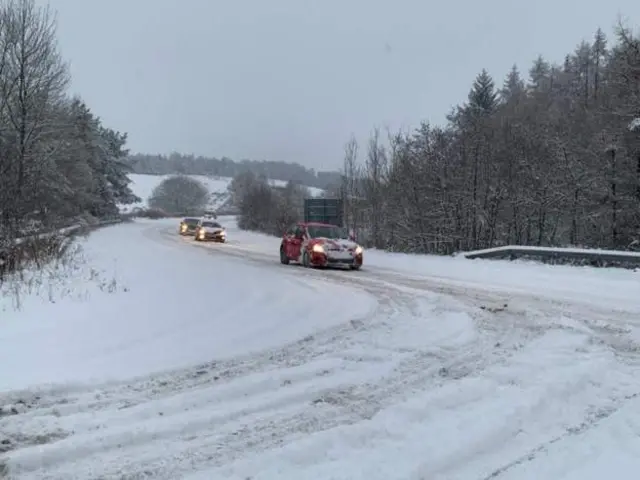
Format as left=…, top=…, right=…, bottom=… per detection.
left=44, top=0, right=639, bottom=170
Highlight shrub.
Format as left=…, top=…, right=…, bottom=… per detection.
left=148, top=175, right=210, bottom=215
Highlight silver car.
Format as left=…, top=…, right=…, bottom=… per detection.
left=194, top=220, right=226, bottom=242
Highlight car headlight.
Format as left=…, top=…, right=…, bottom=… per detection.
left=355, top=246, right=363, bottom=255
left=312, top=244, right=324, bottom=253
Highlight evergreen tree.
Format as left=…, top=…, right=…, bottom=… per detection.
left=467, top=69, right=498, bottom=115
left=500, top=65, right=525, bottom=103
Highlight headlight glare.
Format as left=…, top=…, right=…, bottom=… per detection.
left=355, top=246, right=363, bottom=255
left=312, top=244, right=324, bottom=253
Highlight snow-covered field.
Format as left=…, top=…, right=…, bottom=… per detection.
left=266, top=178, right=325, bottom=197
left=1, top=217, right=640, bottom=479
left=121, top=174, right=324, bottom=213
left=123, top=174, right=234, bottom=212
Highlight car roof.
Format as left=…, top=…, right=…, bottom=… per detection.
left=183, top=217, right=199, bottom=221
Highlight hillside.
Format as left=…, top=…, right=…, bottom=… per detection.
left=121, top=174, right=324, bottom=213
left=126, top=153, right=342, bottom=191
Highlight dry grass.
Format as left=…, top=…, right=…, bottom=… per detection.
left=0, top=234, right=74, bottom=284
left=0, top=222, right=126, bottom=310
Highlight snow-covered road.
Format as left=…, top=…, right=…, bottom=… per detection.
left=1, top=218, right=640, bottom=479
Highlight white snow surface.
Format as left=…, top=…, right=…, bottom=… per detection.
left=267, top=178, right=325, bottom=197
left=121, top=173, right=324, bottom=213
left=1, top=217, right=640, bottom=479
left=0, top=220, right=374, bottom=390
left=219, top=216, right=640, bottom=313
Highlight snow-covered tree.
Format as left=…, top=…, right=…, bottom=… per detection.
left=329, top=22, right=640, bottom=253
left=148, top=175, right=209, bottom=215
left=0, top=0, right=137, bottom=283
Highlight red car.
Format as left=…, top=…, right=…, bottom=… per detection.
left=279, top=222, right=363, bottom=270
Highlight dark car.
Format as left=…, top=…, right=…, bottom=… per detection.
left=179, top=217, right=200, bottom=236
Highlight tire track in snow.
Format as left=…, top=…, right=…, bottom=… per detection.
left=170, top=223, right=640, bottom=479
left=1, top=281, right=525, bottom=479
left=481, top=389, right=640, bottom=479
left=0, top=225, right=542, bottom=479
left=2, top=222, right=638, bottom=478
left=171, top=224, right=640, bottom=364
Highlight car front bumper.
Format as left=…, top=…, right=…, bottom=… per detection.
left=310, top=250, right=362, bottom=268
left=197, top=233, right=226, bottom=242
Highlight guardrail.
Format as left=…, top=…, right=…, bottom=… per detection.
left=0, top=219, right=122, bottom=257
left=11, top=224, right=82, bottom=246
left=463, top=245, right=640, bottom=268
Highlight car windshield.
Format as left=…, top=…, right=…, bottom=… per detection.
left=306, top=225, right=348, bottom=239
left=202, top=222, right=221, bottom=228
left=184, top=218, right=199, bottom=225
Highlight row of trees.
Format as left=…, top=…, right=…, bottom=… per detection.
left=0, top=0, right=138, bottom=249
left=127, top=153, right=341, bottom=191
left=333, top=24, right=640, bottom=254
left=233, top=23, right=640, bottom=255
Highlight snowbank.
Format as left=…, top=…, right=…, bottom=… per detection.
left=0, top=218, right=374, bottom=391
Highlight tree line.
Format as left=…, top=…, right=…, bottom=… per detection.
left=0, top=0, right=138, bottom=248
left=126, top=152, right=341, bottom=191
left=335, top=24, right=640, bottom=254
left=234, top=22, right=640, bottom=255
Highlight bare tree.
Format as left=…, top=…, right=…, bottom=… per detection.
left=363, top=128, right=387, bottom=248
left=0, top=0, right=69, bottom=232
left=232, top=172, right=308, bottom=237
left=341, top=135, right=361, bottom=237
left=228, top=170, right=257, bottom=207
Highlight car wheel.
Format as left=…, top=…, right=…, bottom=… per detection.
left=350, top=265, right=361, bottom=270
left=303, top=251, right=310, bottom=268
left=280, top=247, right=289, bottom=264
